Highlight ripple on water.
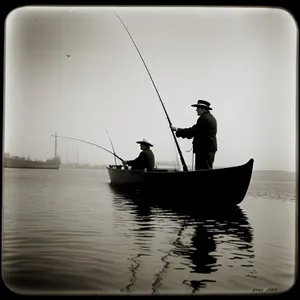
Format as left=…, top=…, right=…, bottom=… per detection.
left=2, top=169, right=296, bottom=294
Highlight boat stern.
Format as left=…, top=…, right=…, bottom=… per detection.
left=106, top=165, right=144, bottom=185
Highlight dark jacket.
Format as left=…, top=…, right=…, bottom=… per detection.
left=127, top=149, right=155, bottom=171
left=176, top=111, right=217, bottom=153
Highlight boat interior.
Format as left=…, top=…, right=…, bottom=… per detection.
left=108, top=165, right=180, bottom=172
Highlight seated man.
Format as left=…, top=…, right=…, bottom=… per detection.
left=123, top=138, right=155, bottom=172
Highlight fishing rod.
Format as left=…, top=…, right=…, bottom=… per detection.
left=186, top=146, right=194, bottom=170
left=94, top=109, right=117, bottom=165
left=114, top=11, right=188, bottom=172
left=51, top=134, right=124, bottom=163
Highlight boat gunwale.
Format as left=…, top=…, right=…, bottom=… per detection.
left=106, top=167, right=145, bottom=174
left=106, top=158, right=254, bottom=174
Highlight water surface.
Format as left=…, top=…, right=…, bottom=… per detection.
left=1, top=168, right=296, bottom=295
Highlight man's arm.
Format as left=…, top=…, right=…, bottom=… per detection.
left=176, top=124, right=197, bottom=139
left=127, top=152, right=145, bottom=167
left=173, top=118, right=208, bottom=139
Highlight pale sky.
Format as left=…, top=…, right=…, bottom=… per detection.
left=3, top=6, right=297, bottom=171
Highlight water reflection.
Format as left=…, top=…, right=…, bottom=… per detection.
left=109, top=184, right=255, bottom=293
left=109, top=185, right=156, bottom=292
left=110, top=184, right=155, bottom=242
left=180, top=207, right=254, bottom=292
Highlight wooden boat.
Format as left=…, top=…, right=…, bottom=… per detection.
left=107, top=158, right=254, bottom=207
left=105, top=19, right=255, bottom=207
left=54, top=18, right=255, bottom=210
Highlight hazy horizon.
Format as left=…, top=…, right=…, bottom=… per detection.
left=3, top=6, right=297, bottom=172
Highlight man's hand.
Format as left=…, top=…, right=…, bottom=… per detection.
left=170, top=125, right=177, bottom=131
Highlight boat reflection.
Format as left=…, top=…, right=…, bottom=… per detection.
left=109, top=184, right=254, bottom=293
left=109, top=184, right=155, bottom=293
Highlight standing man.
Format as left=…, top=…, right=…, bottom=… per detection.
left=170, top=100, right=217, bottom=170
left=123, top=138, right=155, bottom=172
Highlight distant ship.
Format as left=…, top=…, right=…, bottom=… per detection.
left=3, top=134, right=61, bottom=170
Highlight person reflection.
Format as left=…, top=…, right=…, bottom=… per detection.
left=190, top=224, right=217, bottom=274
left=109, top=185, right=254, bottom=294
left=178, top=206, right=254, bottom=292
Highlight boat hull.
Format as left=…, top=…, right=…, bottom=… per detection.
left=107, top=166, right=144, bottom=185
left=107, top=158, right=254, bottom=206
left=4, top=157, right=61, bottom=169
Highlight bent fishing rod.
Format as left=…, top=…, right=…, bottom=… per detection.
left=114, top=11, right=188, bottom=172
left=51, top=134, right=124, bottom=163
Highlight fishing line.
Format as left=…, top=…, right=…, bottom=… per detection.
left=93, top=108, right=117, bottom=165
left=114, top=10, right=188, bottom=172
left=52, top=134, right=124, bottom=163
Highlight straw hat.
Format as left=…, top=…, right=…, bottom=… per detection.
left=136, top=138, right=153, bottom=147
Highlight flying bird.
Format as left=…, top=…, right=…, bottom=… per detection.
left=66, top=54, right=71, bottom=58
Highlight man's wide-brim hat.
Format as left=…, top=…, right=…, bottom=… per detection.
left=191, top=100, right=212, bottom=110
left=136, top=138, right=153, bottom=147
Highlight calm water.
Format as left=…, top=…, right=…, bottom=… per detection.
left=1, top=168, right=296, bottom=295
